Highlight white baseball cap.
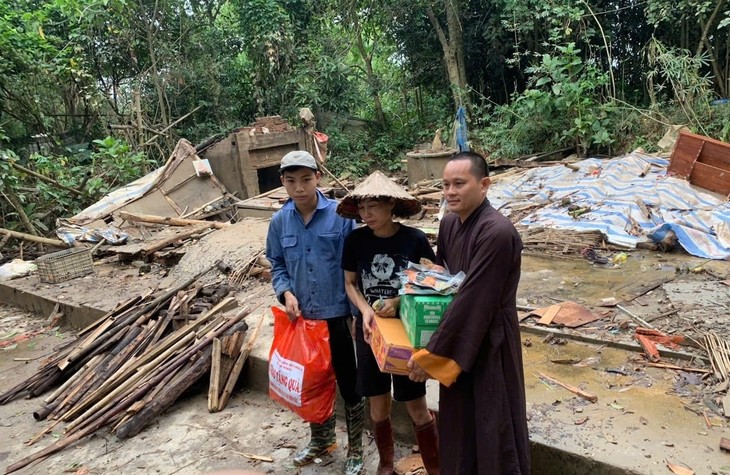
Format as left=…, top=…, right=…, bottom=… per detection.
left=280, top=150, right=318, bottom=171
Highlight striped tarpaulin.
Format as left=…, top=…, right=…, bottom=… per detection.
left=487, top=153, right=730, bottom=260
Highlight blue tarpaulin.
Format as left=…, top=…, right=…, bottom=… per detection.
left=455, top=107, right=469, bottom=152
left=486, top=153, right=730, bottom=260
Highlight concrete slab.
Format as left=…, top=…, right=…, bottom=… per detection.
left=0, top=262, right=164, bottom=329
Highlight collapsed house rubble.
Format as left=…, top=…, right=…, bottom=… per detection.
left=0, top=126, right=729, bottom=474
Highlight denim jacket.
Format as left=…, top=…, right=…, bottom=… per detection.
left=265, top=190, right=354, bottom=319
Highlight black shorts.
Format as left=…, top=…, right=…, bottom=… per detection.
left=354, top=316, right=426, bottom=402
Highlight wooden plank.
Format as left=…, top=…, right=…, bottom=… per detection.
left=245, top=130, right=303, bottom=151
left=217, top=313, right=264, bottom=411
left=689, top=162, right=730, bottom=195
left=615, top=275, right=675, bottom=301
left=721, top=437, right=730, bottom=452
left=208, top=338, right=222, bottom=412
left=668, top=132, right=704, bottom=178
left=249, top=145, right=299, bottom=170
left=538, top=304, right=561, bottom=325
left=699, top=141, right=730, bottom=170
left=204, top=138, right=246, bottom=199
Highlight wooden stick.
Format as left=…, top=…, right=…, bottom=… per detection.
left=67, top=306, right=241, bottom=429
left=62, top=325, right=150, bottom=414
left=74, top=312, right=247, bottom=437
left=208, top=338, right=222, bottom=412
left=0, top=227, right=67, bottom=248
left=217, top=313, right=264, bottom=411
left=616, top=304, right=655, bottom=329
left=310, top=135, right=350, bottom=191
left=59, top=268, right=212, bottom=371
left=116, top=347, right=214, bottom=439
left=43, top=354, right=101, bottom=404
left=142, top=224, right=212, bottom=256
left=181, top=196, right=227, bottom=219
left=93, top=296, right=236, bottom=401
left=76, top=295, right=145, bottom=338
left=537, top=372, right=598, bottom=403
left=61, top=331, right=196, bottom=426
left=9, top=161, right=83, bottom=196
left=3, top=190, right=40, bottom=239
left=236, top=452, right=274, bottom=463
left=25, top=419, right=60, bottom=446
left=640, top=362, right=710, bottom=374
left=141, top=106, right=202, bottom=147
left=118, top=211, right=229, bottom=229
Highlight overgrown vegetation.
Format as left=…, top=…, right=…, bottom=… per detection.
left=2, top=0, right=730, bottom=234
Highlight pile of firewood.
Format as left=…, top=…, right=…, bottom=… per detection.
left=518, top=227, right=612, bottom=258
left=0, top=271, right=263, bottom=474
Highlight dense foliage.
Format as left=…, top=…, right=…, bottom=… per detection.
left=2, top=0, right=730, bottom=232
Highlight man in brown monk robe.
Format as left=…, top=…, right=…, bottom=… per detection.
left=408, top=151, right=530, bottom=474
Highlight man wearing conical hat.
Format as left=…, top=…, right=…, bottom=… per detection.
left=338, top=171, right=441, bottom=475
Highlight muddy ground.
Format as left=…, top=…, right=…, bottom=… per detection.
left=1, top=220, right=729, bottom=474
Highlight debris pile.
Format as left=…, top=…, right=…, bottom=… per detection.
left=0, top=269, right=263, bottom=474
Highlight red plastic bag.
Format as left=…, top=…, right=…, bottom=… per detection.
left=268, top=307, right=335, bottom=423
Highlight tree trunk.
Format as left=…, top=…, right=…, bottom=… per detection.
left=694, top=0, right=727, bottom=97
left=353, top=18, right=387, bottom=129
left=447, top=0, right=467, bottom=94
left=145, top=1, right=169, bottom=128
left=426, top=2, right=468, bottom=108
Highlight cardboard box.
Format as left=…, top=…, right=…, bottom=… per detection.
left=400, top=294, right=453, bottom=348
left=402, top=319, right=438, bottom=349
left=369, top=316, right=414, bottom=376
left=401, top=294, right=454, bottom=326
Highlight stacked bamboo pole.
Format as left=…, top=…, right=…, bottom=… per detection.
left=1, top=269, right=258, bottom=474
left=704, top=332, right=730, bottom=381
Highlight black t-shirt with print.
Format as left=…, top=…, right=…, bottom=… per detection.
left=342, top=224, right=436, bottom=312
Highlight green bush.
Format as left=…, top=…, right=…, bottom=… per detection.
left=0, top=137, right=157, bottom=234
left=473, top=43, right=620, bottom=158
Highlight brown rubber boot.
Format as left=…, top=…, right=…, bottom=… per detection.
left=414, top=412, right=440, bottom=475
left=373, top=417, right=395, bottom=475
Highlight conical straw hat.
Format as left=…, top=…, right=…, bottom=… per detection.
left=336, top=170, right=422, bottom=219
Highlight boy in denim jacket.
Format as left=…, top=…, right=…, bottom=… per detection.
left=265, top=151, right=365, bottom=474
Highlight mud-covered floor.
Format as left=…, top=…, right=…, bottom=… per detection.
left=1, top=235, right=729, bottom=474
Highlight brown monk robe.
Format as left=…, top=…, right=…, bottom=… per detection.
left=414, top=199, right=530, bottom=474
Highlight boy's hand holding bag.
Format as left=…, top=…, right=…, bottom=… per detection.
left=268, top=306, right=335, bottom=424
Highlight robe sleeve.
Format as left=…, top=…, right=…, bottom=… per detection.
left=435, top=218, right=448, bottom=268
left=425, top=221, right=519, bottom=373
left=418, top=231, right=437, bottom=262
left=412, top=348, right=462, bottom=386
